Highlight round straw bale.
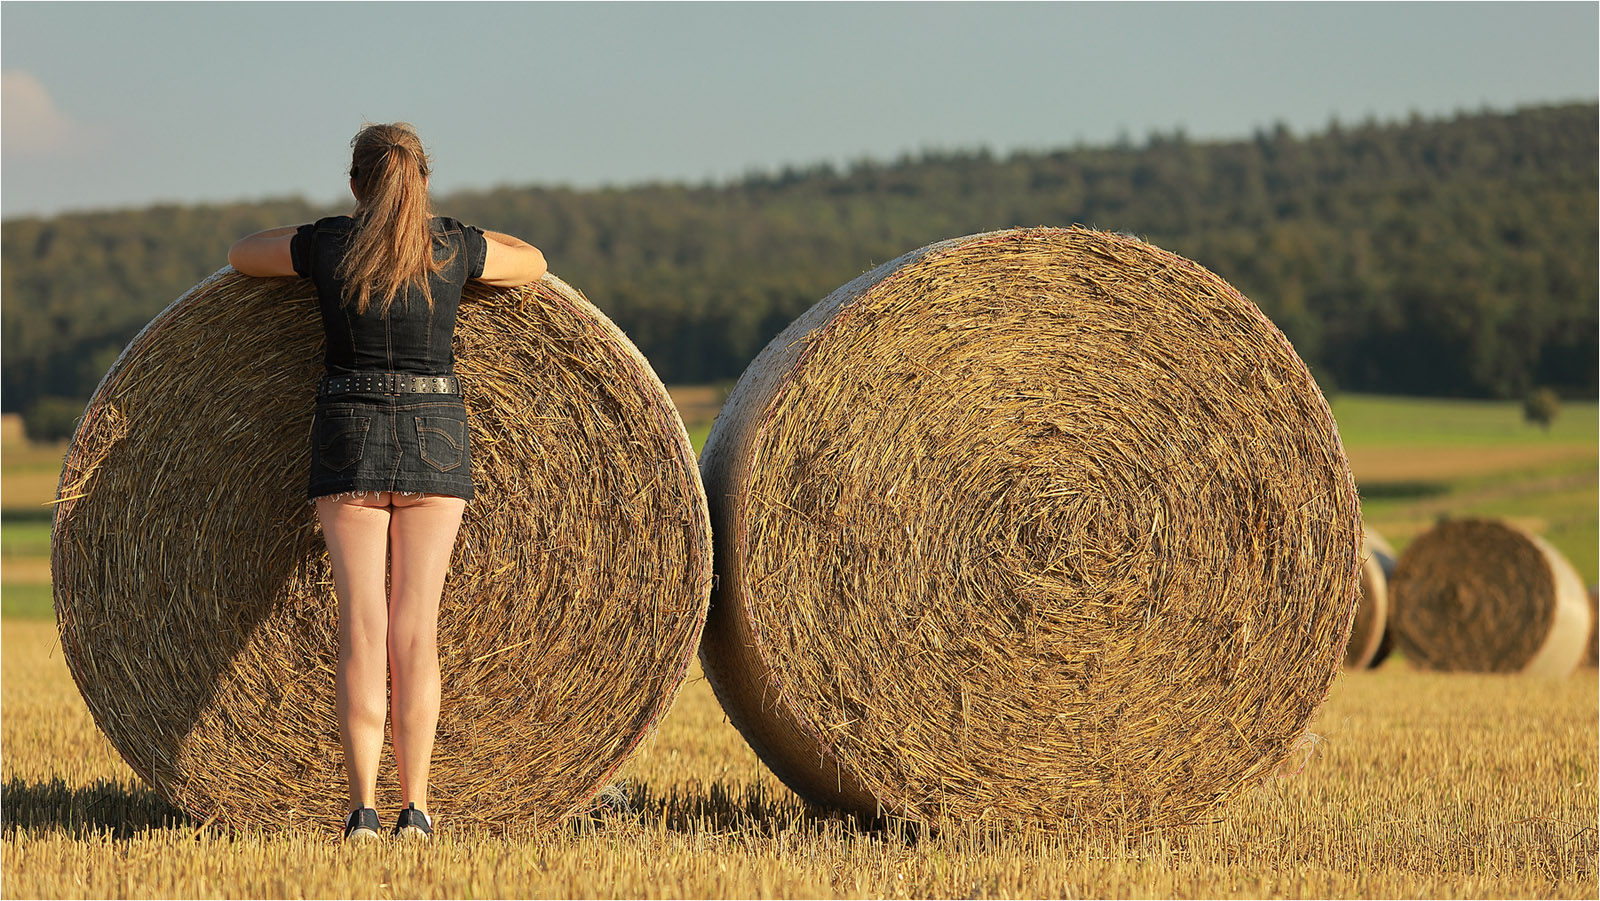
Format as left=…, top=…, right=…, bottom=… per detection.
left=1347, top=527, right=1397, bottom=668
left=699, top=227, right=1361, bottom=828
left=1582, top=584, right=1597, bottom=668
left=1389, top=518, right=1589, bottom=677
left=51, top=269, right=711, bottom=833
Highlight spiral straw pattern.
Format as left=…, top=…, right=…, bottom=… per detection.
left=52, top=270, right=711, bottom=832
left=700, top=227, right=1361, bottom=828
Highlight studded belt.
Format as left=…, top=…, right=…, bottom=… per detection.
left=317, top=372, right=461, bottom=397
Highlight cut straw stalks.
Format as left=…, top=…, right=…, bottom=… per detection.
left=1390, top=518, right=1589, bottom=677
left=1347, top=527, right=1397, bottom=669
left=699, top=227, right=1361, bottom=829
left=51, top=269, right=711, bottom=833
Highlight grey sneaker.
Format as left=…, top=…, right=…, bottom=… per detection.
left=343, top=807, right=381, bottom=842
left=393, top=802, right=432, bottom=839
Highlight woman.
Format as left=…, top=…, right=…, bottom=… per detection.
left=229, top=123, right=546, bottom=841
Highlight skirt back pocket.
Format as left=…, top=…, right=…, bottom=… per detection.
left=415, top=415, right=467, bottom=472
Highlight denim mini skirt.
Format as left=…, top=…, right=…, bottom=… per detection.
left=307, top=389, right=475, bottom=502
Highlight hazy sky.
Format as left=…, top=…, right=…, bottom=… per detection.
left=2, top=2, right=1595, bottom=219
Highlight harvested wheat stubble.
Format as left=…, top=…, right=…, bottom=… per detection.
left=51, top=269, right=711, bottom=833
left=1347, top=527, right=1397, bottom=669
left=1390, top=518, right=1589, bottom=677
left=699, top=226, right=1361, bottom=829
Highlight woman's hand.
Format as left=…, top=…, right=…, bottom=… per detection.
left=228, top=226, right=300, bottom=277
left=479, top=231, right=547, bottom=287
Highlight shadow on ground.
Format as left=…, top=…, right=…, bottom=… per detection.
left=1, top=777, right=190, bottom=839
left=573, top=778, right=891, bottom=841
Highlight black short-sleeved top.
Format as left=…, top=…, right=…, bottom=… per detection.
left=290, top=216, right=488, bottom=377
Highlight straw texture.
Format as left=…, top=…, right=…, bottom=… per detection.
left=51, top=269, right=711, bottom=833
left=700, top=227, right=1361, bottom=828
left=1390, top=518, right=1589, bottom=677
left=1347, top=527, right=1396, bottom=668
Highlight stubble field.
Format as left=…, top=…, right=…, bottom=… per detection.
left=2, top=395, right=1597, bottom=898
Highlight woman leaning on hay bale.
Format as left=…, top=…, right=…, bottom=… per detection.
left=228, top=123, right=546, bottom=841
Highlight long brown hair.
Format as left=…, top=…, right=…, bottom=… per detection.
left=338, top=122, right=450, bottom=315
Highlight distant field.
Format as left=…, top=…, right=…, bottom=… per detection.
left=2, top=468, right=61, bottom=512
left=2, top=519, right=52, bottom=558
left=1347, top=442, right=1593, bottom=484
left=666, top=384, right=732, bottom=434
left=1, top=582, right=52, bottom=620
left=1321, top=396, right=1598, bottom=581
left=0, top=414, right=24, bottom=445
left=1, top=413, right=62, bottom=619
left=1329, top=393, right=1597, bottom=447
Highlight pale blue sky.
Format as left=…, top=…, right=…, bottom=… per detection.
left=2, top=1, right=1595, bottom=219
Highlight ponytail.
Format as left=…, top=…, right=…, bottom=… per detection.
left=337, top=123, right=451, bottom=315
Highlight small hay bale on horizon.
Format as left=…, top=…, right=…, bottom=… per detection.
left=1347, top=526, right=1397, bottom=669
left=1389, top=518, right=1589, bottom=677
left=1586, top=585, right=1598, bottom=668
left=52, top=269, right=711, bottom=833
left=699, top=226, right=1361, bottom=829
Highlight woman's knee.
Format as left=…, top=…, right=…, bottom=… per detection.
left=388, top=618, right=438, bottom=655
left=342, top=620, right=389, bottom=661
left=388, top=636, right=439, bottom=681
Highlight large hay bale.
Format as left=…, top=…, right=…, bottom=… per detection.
left=52, top=269, right=711, bottom=833
left=1389, top=518, right=1589, bottom=677
left=1347, top=527, right=1397, bottom=668
left=699, top=227, right=1361, bottom=828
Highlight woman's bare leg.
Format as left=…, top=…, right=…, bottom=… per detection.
left=316, top=494, right=395, bottom=812
left=386, top=493, right=466, bottom=815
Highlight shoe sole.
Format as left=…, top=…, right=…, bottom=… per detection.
left=345, top=827, right=382, bottom=843
left=395, top=825, right=431, bottom=840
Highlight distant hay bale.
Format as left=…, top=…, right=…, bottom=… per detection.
left=699, top=227, right=1361, bottom=828
left=1347, top=527, right=1397, bottom=669
left=52, top=269, right=711, bottom=833
left=1389, top=518, right=1589, bottom=677
left=1583, top=585, right=1598, bottom=668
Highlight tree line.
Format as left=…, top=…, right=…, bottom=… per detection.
left=3, top=103, right=1594, bottom=428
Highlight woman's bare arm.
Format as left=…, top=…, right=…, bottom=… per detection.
left=478, top=230, right=547, bottom=287
left=228, top=226, right=300, bottom=277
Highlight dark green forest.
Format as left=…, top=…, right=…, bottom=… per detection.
left=4, top=103, right=1595, bottom=421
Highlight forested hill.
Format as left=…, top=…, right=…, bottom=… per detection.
left=3, top=103, right=1595, bottom=417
